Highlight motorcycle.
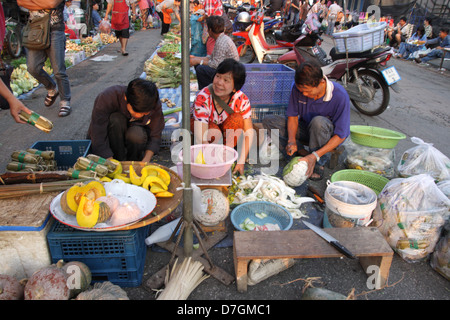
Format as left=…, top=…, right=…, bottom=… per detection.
left=277, top=14, right=401, bottom=116
left=233, top=8, right=291, bottom=64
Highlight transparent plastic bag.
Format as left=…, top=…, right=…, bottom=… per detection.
left=99, top=20, right=111, bottom=34
left=344, top=139, right=396, bottom=178
left=374, top=174, right=450, bottom=262
left=430, top=223, right=450, bottom=281
left=398, top=137, right=450, bottom=182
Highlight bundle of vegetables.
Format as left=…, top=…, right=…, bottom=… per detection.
left=10, top=64, right=39, bottom=97
left=100, top=33, right=118, bottom=44
left=229, top=172, right=315, bottom=219
left=66, top=40, right=83, bottom=52
left=158, top=42, right=180, bottom=54
left=144, top=54, right=181, bottom=88
left=163, top=31, right=181, bottom=43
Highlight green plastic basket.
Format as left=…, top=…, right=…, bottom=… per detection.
left=350, top=125, right=406, bottom=149
left=330, top=169, right=389, bottom=195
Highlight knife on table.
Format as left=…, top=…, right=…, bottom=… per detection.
left=302, top=221, right=357, bottom=259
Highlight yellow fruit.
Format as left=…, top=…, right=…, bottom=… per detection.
left=155, top=191, right=174, bottom=198
left=195, top=150, right=206, bottom=164
left=114, top=173, right=131, bottom=184
left=142, top=165, right=171, bottom=186
left=129, top=165, right=148, bottom=186
left=142, top=175, right=168, bottom=191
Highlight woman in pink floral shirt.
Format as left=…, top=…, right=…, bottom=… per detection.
left=191, top=59, right=254, bottom=175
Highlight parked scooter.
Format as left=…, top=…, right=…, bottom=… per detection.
left=233, top=8, right=291, bottom=64
left=277, top=14, right=400, bottom=116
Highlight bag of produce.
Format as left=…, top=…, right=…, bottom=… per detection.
left=430, top=223, right=450, bottom=280
left=374, top=174, right=450, bottom=262
left=397, top=137, right=450, bottom=182
left=343, top=139, right=396, bottom=178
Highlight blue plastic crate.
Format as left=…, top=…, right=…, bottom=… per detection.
left=30, top=140, right=91, bottom=171
left=251, top=104, right=288, bottom=123
left=47, top=221, right=149, bottom=287
left=242, top=64, right=294, bottom=106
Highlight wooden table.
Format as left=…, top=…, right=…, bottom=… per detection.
left=233, top=227, right=394, bottom=293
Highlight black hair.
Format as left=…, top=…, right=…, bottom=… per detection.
left=206, top=15, right=225, bottom=34
left=294, top=62, right=323, bottom=87
left=424, top=17, right=432, bottom=25
left=416, top=25, right=425, bottom=36
left=215, top=58, right=247, bottom=91
left=125, top=79, right=160, bottom=113
left=399, top=16, right=407, bottom=22
left=441, top=28, right=449, bottom=34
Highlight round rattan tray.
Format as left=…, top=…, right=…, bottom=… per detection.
left=116, top=161, right=183, bottom=230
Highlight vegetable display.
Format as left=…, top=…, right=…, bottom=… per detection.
left=229, top=173, right=315, bottom=219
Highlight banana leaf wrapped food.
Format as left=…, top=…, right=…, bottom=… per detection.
left=86, top=154, right=120, bottom=175
left=26, top=148, right=55, bottom=161
left=74, top=157, right=109, bottom=177
left=19, top=110, right=53, bottom=133
left=7, top=161, right=46, bottom=172
left=10, top=150, right=43, bottom=164
left=67, top=168, right=99, bottom=179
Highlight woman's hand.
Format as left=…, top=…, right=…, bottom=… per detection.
left=286, top=141, right=297, bottom=156
left=233, top=163, right=245, bottom=176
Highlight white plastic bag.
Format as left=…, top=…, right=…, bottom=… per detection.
left=398, top=137, right=450, bottom=182
left=374, top=174, right=450, bottom=262
left=99, top=20, right=111, bottom=34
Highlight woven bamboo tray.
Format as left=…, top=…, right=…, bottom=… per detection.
left=117, top=161, right=183, bottom=230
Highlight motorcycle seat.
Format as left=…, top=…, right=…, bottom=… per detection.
left=329, top=46, right=390, bottom=61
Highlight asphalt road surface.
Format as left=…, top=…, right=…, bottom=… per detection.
left=0, top=28, right=448, bottom=304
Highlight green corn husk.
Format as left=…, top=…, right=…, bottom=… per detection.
left=7, top=161, right=46, bottom=172
left=67, top=168, right=99, bottom=179
left=74, top=157, right=109, bottom=177
left=10, top=150, right=43, bottom=164
left=86, top=154, right=118, bottom=173
left=19, top=110, right=53, bottom=133
left=26, top=148, right=55, bottom=160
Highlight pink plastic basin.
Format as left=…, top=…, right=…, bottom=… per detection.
left=177, top=144, right=238, bottom=179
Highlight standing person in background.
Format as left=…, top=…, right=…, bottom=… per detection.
left=18, top=0, right=72, bottom=117
left=325, top=1, right=341, bottom=35
left=139, top=0, right=150, bottom=30
left=155, top=0, right=181, bottom=36
left=299, top=1, right=308, bottom=22
left=104, top=0, right=137, bottom=56
left=288, top=0, right=300, bottom=25
left=203, top=0, right=224, bottom=55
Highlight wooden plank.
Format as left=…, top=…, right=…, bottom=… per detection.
left=0, top=192, right=58, bottom=227
left=234, top=228, right=393, bottom=260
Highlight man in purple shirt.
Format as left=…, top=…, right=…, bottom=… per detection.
left=262, top=62, right=350, bottom=180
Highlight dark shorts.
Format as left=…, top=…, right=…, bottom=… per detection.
left=115, top=28, right=130, bottom=39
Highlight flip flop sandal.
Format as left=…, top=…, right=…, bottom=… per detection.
left=309, top=164, right=324, bottom=181
left=44, top=91, right=59, bottom=107
left=122, top=52, right=129, bottom=56
left=58, top=105, right=71, bottom=117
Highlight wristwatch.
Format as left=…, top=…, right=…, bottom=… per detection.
left=312, top=151, right=320, bottom=162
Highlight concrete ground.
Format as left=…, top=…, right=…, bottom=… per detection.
left=0, top=28, right=449, bottom=305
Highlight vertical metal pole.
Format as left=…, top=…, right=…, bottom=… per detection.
left=181, top=0, right=193, bottom=257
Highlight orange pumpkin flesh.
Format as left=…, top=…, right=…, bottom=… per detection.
left=61, top=181, right=106, bottom=216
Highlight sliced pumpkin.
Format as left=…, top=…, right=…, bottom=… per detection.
left=106, top=159, right=122, bottom=178
left=114, top=173, right=131, bottom=184
left=142, top=165, right=171, bottom=186
left=142, top=175, right=168, bottom=192
left=129, top=165, right=148, bottom=186
left=60, top=181, right=105, bottom=216
left=155, top=191, right=174, bottom=198
left=76, top=195, right=111, bottom=228
left=150, top=185, right=166, bottom=194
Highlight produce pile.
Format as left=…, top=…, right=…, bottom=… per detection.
left=65, top=154, right=174, bottom=198
left=228, top=172, right=315, bottom=219
left=9, top=64, right=39, bottom=97
left=0, top=261, right=129, bottom=300
left=144, top=53, right=182, bottom=88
